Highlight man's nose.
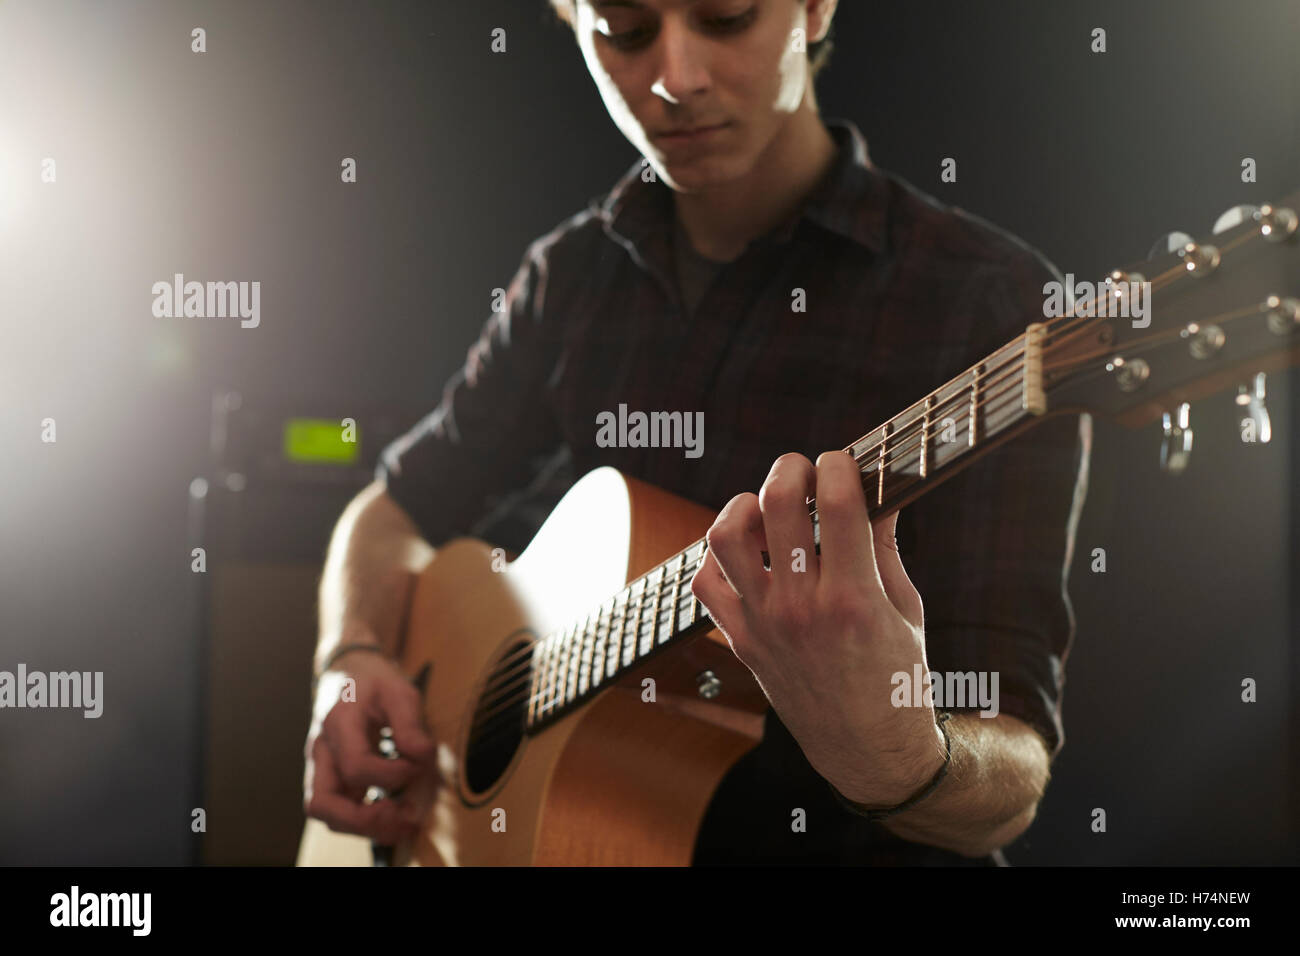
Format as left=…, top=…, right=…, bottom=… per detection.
left=650, top=17, right=711, bottom=104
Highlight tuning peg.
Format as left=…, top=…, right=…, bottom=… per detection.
left=1235, top=372, right=1271, bottom=443
left=1183, top=322, right=1226, bottom=358
left=1107, top=355, right=1151, bottom=392
left=1160, top=403, right=1193, bottom=474
left=1264, top=295, right=1300, bottom=335
left=1148, top=231, right=1194, bottom=259
left=1147, top=230, right=1220, bottom=275
left=1212, top=204, right=1260, bottom=235
left=1255, top=204, right=1298, bottom=242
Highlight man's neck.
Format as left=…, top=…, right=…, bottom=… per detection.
left=672, top=106, right=838, bottom=264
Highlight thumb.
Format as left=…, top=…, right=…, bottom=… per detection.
left=377, top=676, right=437, bottom=762
left=871, top=511, right=924, bottom=628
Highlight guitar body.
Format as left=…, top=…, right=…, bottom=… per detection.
left=297, top=467, right=768, bottom=866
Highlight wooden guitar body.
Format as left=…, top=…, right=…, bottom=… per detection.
left=298, top=467, right=768, bottom=866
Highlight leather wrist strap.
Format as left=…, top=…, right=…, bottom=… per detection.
left=828, top=711, right=954, bottom=821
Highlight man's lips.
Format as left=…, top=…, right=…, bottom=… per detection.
left=656, top=122, right=730, bottom=138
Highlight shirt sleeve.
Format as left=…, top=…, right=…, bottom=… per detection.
left=374, top=240, right=567, bottom=549
left=896, top=252, right=1091, bottom=761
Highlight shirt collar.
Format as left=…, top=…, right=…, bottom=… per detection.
left=593, top=117, right=887, bottom=261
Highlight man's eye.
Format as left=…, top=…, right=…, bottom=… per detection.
left=601, top=7, right=757, bottom=51
left=705, top=8, right=757, bottom=33
left=606, top=27, right=653, bottom=50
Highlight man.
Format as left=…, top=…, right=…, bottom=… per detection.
left=303, top=0, right=1089, bottom=864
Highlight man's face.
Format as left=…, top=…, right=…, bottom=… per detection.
left=573, top=0, right=817, bottom=192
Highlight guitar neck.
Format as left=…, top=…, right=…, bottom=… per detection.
left=526, top=191, right=1300, bottom=732
left=526, top=328, right=1048, bottom=732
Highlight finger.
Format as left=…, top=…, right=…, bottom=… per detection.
left=305, top=738, right=421, bottom=843
left=377, top=678, right=437, bottom=763
left=325, top=708, right=422, bottom=792
left=689, top=547, right=748, bottom=648
left=757, top=453, right=818, bottom=593
left=704, top=493, right=768, bottom=600
left=814, top=450, right=882, bottom=595
left=871, top=511, right=924, bottom=627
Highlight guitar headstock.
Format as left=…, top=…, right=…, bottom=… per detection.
left=1043, top=193, right=1299, bottom=471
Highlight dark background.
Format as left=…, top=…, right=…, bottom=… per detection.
left=0, top=0, right=1295, bottom=865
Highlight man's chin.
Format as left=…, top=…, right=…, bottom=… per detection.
left=655, top=160, right=741, bottom=194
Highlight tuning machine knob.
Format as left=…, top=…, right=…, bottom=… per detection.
left=1183, top=322, right=1225, bottom=358
left=1264, top=295, right=1300, bottom=335
left=1235, top=372, right=1271, bottom=443
left=1108, top=356, right=1150, bottom=392
left=1213, top=204, right=1260, bottom=235
left=1179, top=241, right=1221, bottom=276
left=1149, top=231, right=1194, bottom=259
left=1147, top=230, right=1219, bottom=275
left=1256, top=204, right=1298, bottom=242
left=1160, top=403, right=1193, bottom=474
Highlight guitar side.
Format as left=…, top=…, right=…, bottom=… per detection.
left=297, top=466, right=768, bottom=866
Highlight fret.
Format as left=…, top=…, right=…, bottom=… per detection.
left=981, top=339, right=1034, bottom=438
left=919, top=396, right=934, bottom=478
left=680, top=546, right=698, bottom=629
left=607, top=589, right=629, bottom=679
left=969, top=364, right=981, bottom=447
left=1022, top=323, right=1046, bottom=415
left=660, top=553, right=684, bottom=645
left=570, top=611, right=591, bottom=701
left=590, top=599, right=611, bottom=690
left=576, top=609, right=593, bottom=695
left=876, top=421, right=891, bottom=506
left=581, top=610, right=596, bottom=693
left=544, top=623, right=560, bottom=714
left=676, top=581, right=694, bottom=632
left=538, top=633, right=559, bottom=719
left=553, top=621, right=574, bottom=712
left=639, top=566, right=663, bottom=657
left=551, top=632, right=567, bottom=715
left=691, top=542, right=707, bottom=625
left=532, top=635, right=548, bottom=720
left=622, top=579, right=645, bottom=668
left=932, top=371, right=977, bottom=471
left=526, top=641, right=541, bottom=726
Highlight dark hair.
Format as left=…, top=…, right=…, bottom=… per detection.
left=546, top=1, right=834, bottom=79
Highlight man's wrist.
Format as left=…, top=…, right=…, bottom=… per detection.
left=314, top=624, right=389, bottom=679
left=830, top=712, right=954, bottom=819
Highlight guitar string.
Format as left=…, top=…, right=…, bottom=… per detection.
left=465, top=239, right=1246, bottom=710
left=424, top=225, right=1280, bottom=743
left=475, top=361, right=1137, bottom=742
left=469, top=284, right=1164, bottom=725
left=466, top=302, right=1113, bottom=710
left=466, top=283, right=1279, bottom=737
left=470, top=373, right=1033, bottom=735
left=466, top=290, right=1284, bottom=741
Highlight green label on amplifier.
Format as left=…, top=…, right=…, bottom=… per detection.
left=284, top=418, right=359, bottom=464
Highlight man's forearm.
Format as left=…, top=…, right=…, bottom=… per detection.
left=315, top=480, right=436, bottom=672
left=875, top=712, right=1050, bottom=857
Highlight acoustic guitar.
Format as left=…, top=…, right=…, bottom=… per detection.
left=298, top=196, right=1298, bottom=865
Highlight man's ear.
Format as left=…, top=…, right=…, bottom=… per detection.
left=806, top=0, right=839, bottom=45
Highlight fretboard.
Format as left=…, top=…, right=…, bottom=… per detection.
left=525, top=329, right=1041, bottom=732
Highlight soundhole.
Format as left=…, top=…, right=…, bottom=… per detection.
left=463, top=637, right=533, bottom=795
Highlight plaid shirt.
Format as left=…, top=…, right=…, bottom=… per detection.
left=377, top=118, right=1090, bottom=864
